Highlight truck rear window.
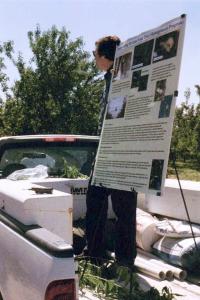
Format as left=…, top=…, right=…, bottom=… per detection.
left=0, top=140, right=98, bottom=178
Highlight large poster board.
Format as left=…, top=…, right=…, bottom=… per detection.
left=92, top=15, right=186, bottom=195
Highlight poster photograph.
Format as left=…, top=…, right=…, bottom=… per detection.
left=113, top=52, right=132, bottom=81
left=106, top=95, right=127, bottom=120
left=92, top=15, right=186, bottom=195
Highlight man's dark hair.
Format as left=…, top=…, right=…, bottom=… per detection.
left=95, top=36, right=121, bottom=61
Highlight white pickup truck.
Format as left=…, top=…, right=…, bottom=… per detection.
left=0, top=134, right=99, bottom=300
left=1, top=135, right=200, bottom=300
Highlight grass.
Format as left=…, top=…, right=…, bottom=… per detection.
left=78, top=260, right=175, bottom=300
left=167, top=160, right=200, bottom=181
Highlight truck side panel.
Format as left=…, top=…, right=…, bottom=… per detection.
left=0, top=221, right=75, bottom=300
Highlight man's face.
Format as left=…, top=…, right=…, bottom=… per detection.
left=93, top=49, right=113, bottom=71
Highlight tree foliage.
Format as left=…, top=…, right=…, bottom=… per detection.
left=2, top=26, right=103, bottom=135
left=0, top=41, right=13, bottom=99
left=171, top=101, right=200, bottom=164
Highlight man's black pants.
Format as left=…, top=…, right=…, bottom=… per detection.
left=85, top=185, right=137, bottom=263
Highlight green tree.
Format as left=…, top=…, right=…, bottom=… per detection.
left=0, top=41, right=14, bottom=136
left=4, top=26, right=103, bottom=135
left=1, top=98, right=24, bottom=135
left=184, top=87, right=191, bottom=105
left=195, top=84, right=200, bottom=103
left=193, top=103, right=200, bottom=165
left=0, top=41, right=13, bottom=99
left=171, top=103, right=197, bottom=162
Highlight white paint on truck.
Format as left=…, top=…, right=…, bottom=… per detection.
left=0, top=221, right=75, bottom=300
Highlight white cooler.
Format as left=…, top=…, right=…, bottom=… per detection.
left=31, top=178, right=116, bottom=220
left=31, top=178, right=89, bottom=220
left=146, top=179, right=200, bottom=224
left=0, top=179, right=73, bottom=243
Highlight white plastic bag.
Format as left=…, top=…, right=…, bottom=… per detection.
left=155, top=219, right=200, bottom=238
left=7, top=165, right=48, bottom=180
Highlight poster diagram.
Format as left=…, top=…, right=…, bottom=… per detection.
left=92, top=15, right=186, bottom=195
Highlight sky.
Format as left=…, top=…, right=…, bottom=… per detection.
left=0, top=0, right=200, bottom=105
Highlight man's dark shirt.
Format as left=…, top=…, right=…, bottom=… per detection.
left=96, top=69, right=112, bottom=135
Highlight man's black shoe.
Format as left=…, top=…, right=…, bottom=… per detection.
left=76, top=248, right=113, bottom=266
left=116, top=259, right=136, bottom=271
left=101, top=261, right=118, bottom=279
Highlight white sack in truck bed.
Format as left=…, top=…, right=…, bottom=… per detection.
left=136, top=208, right=160, bottom=251
left=153, top=236, right=200, bottom=273
left=0, top=179, right=73, bottom=243
left=155, top=219, right=200, bottom=238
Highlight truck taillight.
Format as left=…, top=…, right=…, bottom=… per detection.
left=45, top=279, right=76, bottom=300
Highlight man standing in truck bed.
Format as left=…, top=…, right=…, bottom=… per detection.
left=85, top=36, right=137, bottom=267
